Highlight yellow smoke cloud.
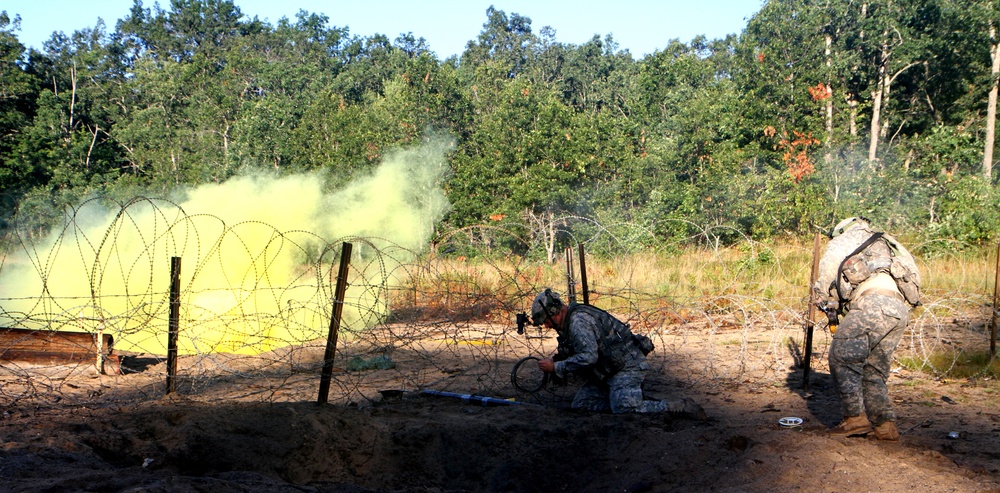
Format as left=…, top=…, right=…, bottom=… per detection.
left=0, top=139, right=452, bottom=355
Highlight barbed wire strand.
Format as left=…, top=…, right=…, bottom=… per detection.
left=0, top=198, right=994, bottom=410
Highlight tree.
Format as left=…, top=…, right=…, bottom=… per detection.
left=227, top=11, right=348, bottom=171
left=0, top=12, right=42, bottom=218
left=737, top=0, right=829, bottom=137
left=983, top=3, right=1000, bottom=180
left=459, top=7, right=537, bottom=79
left=538, top=34, right=635, bottom=115
left=116, top=0, right=257, bottom=63
left=113, top=0, right=268, bottom=188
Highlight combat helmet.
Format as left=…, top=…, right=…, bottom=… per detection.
left=531, top=288, right=564, bottom=326
left=830, top=216, right=871, bottom=238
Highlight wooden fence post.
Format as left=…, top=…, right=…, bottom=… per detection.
left=992, top=241, right=1000, bottom=356
left=166, top=256, right=181, bottom=394
left=318, top=242, right=352, bottom=404
left=802, top=233, right=822, bottom=391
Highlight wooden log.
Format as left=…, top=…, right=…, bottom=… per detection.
left=0, top=327, right=116, bottom=373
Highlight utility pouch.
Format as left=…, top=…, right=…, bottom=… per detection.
left=890, top=258, right=922, bottom=306
left=842, top=255, right=871, bottom=285
left=836, top=232, right=885, bottom=306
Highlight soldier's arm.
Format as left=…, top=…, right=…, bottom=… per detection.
left=553, top=313, right=600, bottom=378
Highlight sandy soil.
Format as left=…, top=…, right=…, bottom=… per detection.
left=2, top=320, right=1000, bottom=493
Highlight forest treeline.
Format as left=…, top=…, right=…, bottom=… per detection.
left=2, top=0, right=999, bottom=257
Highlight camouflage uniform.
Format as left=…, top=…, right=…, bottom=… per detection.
left=552, top=304, right=666, bottom=413
left=828, top=290, right=909, bottom=423
left=813, top=221, right=920, bottom=427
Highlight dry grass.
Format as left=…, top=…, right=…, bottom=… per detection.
left=898, top=350, right=1000, bottom=380
left=390, top=238, right=997, bottom=314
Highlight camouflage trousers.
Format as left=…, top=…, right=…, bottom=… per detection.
left=828, top=293, right=909, bottom=425
left=571, top=369, right=669, bottom=413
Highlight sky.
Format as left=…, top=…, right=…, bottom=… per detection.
left=4, top=0, right=763, bottom=59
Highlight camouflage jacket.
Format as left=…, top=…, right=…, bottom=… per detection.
left=553, top=304, right=650, bottom=381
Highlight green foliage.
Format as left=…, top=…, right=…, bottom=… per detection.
left=735, top=243, right=776, bottom=274
left=927, top=175, right=1000, bottom=245
left=3, top=1, right=1000, bottom=251
left=908, top=125, right=983, bottom=177
left=897, top=350, right=1000, bottom=380
left=0, top=12, right=41, bottom=199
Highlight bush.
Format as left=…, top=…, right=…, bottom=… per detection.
left=930, top=175, right=1000, bottom=245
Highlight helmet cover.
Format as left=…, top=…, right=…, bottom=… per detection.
left=830, top=216, right=870, bottom=238
left=530, top=289, right=563, bottom=325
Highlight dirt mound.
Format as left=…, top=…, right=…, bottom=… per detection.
left=2, top=375, right=1000, bottom=493
left=3, top=316, right=1000, bottom=493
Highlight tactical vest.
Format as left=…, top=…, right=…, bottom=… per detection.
left=557, top=303, right=654, bottom=380
left=837, top=233, right=921, bottom=308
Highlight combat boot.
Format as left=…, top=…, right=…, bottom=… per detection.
left=828, top=415, right=872, bottom=437
left=668, top=397, right=707, bottom=421
left=873, top=421, right=900, bottom=441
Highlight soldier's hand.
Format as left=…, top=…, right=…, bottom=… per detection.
left=538, top=358, right=555, bottom=373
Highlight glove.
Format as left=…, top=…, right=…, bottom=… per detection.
left=820, top=301, right=839, bottom=334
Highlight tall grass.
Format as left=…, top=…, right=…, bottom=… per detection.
left=390, top=238, right=998, bottom=319
left=897, top=351, right=1000, bottom=380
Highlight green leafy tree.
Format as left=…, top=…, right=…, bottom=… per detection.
left=21, top=20, right=127, bottom=196
left=227, top=11, right=349, bottom=171
left=290, top=38, right=468, bottom=184
left=0, top=13, right=42, bottom=206
left=460, top=6, right=537, bottom=80
left=113, top=0, right=267, bottom=189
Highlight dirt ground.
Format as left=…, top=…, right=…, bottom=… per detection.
left=2, top=320, right=1000, bottom=493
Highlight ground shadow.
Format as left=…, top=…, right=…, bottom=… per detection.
left=785, top=337, right=842, bottom=428
left=118, top=354, right=162, bottom=374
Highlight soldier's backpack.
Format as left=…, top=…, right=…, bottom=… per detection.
left=836, top=232, right=921, bottom=308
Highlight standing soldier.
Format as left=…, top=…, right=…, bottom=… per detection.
left=813, top=217, right=922, bottom=440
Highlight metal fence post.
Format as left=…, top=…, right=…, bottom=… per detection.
left=564, top=247, right=576, bottom=304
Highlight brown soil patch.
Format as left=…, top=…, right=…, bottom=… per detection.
left=2, top=320, right=999, bottom=493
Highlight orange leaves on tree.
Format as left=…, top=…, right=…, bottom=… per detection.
left=808, top=82, right=832, bottom=101
left=776, top=130, right=820, bottom=183
left=785, top=151, right=814, bottom=183
left=365, top=142, right=380, bottom=161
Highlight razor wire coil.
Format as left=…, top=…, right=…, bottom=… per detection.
left=0, top=198, right=995, bottom=410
